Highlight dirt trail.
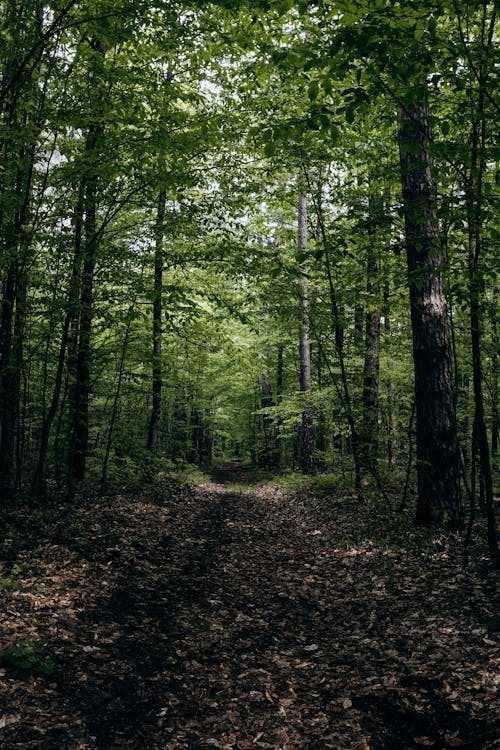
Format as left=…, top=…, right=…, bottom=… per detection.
left=0, top=477, right=498, bottom=749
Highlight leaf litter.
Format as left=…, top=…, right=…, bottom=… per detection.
left=0, top=475, right=498, bottom=749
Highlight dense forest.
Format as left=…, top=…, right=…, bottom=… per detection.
left=1, top=0, right=499, bottom=544
left=0, top=1, right=499, bottom=748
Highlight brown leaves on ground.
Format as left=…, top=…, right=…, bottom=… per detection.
left=0, top=477, right=498, bottom=749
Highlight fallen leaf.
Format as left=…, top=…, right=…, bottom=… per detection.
left=444, top=735, right=465, bottom=747
left=0, top=714, right=21, bottom=728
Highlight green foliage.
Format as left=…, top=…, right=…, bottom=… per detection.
left=0, top=640, right=54, bottom=678
left=171, top=462, right=211, bottom=485
left=0, top=0, right=498, bottom=546
left=273, top=471, right=341, bottom=497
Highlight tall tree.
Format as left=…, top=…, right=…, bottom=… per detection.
left=459, top=3, right=499, bottom=560
left=397, top=88, right=461, bottom=527
left=361, top=188, right=382, bottom=469
left=147, top=186, right=166, bottom=453
left=296, top=184, right=315, bottom=474
left=67, top=39, right=106, bottom=486
left=0, top=0, right=45, bottom=496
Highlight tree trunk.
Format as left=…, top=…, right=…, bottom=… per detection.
left=463, top=5, right=499, bottom=561
left=314, top=187, right=362, bottom=495
left=0, top=140, right=35, bottom=497
left=101, top=304, right=135, bottom=494
left=384, top=283, right=397, bottom=470
left=361, top=197, right=381, bottom=469
left=69, top=173, right=97, bottom=484
left=259, top=345, right=279, bottom=468
left=397, top=94, right=461, bottom=528
left=296, top=187, right=315, bottom=474
left=491, top=287, right=499, bottom=464
left=147, top=188, right=166, bottom=452
left=0, top=262, right=17, bottom=497
left=33, top=182, right=85, bottom=496
left=67, top=40, right=105, bottom=488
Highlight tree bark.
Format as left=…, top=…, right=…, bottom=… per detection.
left=69, top=160, right=98, bottom=484
left=259, top=345, right=279, bottom=468
left=33, top=182, right=85, bottom=496
left=147, top=188, right=166, bottom=453
left=397, top=94, right=461, bottom=528
left=491, top=287, right=499, bottom=464
left=0, top=136, right=35, bottom=497
left=100, top=303, right=135, bottom=494
left=67, top=40, right=106, bottom=487
left=296, top=186, right=315, bottom=475
left=361, top=195, right=381, bottom=469
left=463, top=4, right=499, bottom=561
left=384, top=283, right=397, bottom=470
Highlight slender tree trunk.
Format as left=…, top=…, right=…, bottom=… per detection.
left=491, top=287, right=499, bottom=464
left=275, top=343, right=283, bottom=468
left=384, top=284, right=397, bottom=470
left=67, top=40, right=105, bottom=488
left=397, top=93, right=461, bottom=528
left=33, top=182, right=85, bottom=496
left=0, top=263, right=17, bottom=497
left=296, top=186, right=315, bottom=474
left=69, top=151, right=99, bottom=484
left=387, top=378, right=397, bottom=471
left=463, top=10, right=499, bottom=559
left=0, top=143, right=35, bottom=497
left=0, top=2, right=52, bottom=496
left=260, top=349, right=273, bottom=465
left=12, top=267, right=27, bottom=492
left=361, top=196, right=381, bottom=468
left=259, top=345, right=279, bottom=468
left=312, top=188, right=363, bottom=495
left=315, top=347, right=326, bottom=457
left=100, top=305, right=135, bottom=494
left=147, top=188, right=166, bottom=452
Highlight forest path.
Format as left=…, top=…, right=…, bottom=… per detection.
left=1, top=478, right=497, bottom=750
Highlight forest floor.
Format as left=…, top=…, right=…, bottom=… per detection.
left=0, top=466, right=498, bottom=750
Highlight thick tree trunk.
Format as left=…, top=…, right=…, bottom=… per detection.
left=296, top=188, right=315, bottom=475
left=397, top=95, right=461, bottom=528
left=147, top=188, right=166, bottom=452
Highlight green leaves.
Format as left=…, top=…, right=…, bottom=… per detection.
left=0, top=640, right=54, bottom=678
left=272, top=0, right=295, bottom=15
left=308, top=80, right=320, bottom=101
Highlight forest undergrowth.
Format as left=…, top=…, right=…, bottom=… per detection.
left=0, top=470, right=498, bottom=750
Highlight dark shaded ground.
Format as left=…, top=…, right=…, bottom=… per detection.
left=210, top=458, right=259, bottom=484
left=0, top=472, right=498, bottom=749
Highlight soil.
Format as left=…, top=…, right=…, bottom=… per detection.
left=0, top=469, right=498, bottom=749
